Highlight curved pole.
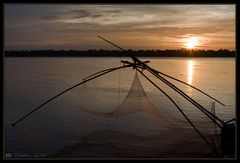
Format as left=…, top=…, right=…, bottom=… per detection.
left=82, top=66, right=127, bottom=81
left=11, top=65, right=132, bottom=127
left=145, top=67, right=224, bottom=128
left=97, top=35, right=139, bottom=63
left=98, top=35, right=225, bottom=106
left=224, top=118, right=236, bottom=124
left=136, top=68, right=216, bottom=153
left=97, top=35, right=224, bottom=128
left=151, top=69, right=225, bottom=106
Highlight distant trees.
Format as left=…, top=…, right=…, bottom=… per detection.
left=5, top=49, right=235, bottom=57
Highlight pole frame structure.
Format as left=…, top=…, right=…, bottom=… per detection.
left=11, top=35, right=230, bottom=154
left=97, top=35, right=225, bottom=129
left=11, top=64, right=132, bottom=126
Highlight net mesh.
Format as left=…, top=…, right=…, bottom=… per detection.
left=16, top=72, right=218, bottom=158
left=47, top=71, right=218, bottom=158
left=112, top=72, right=173, bottom=118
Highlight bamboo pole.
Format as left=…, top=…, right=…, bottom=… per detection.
left=98, top=35, right=224, bottom=128
left=137, top=68, right=216, bottom=153
left=11, top=65, right=131, bottom=126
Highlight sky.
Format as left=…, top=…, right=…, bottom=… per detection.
left=4, top=4, right=235, bottom=50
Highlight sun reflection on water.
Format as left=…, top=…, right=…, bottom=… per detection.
left=187, top=60, right=194, bottom=96
left=188, top=60, right=194, bottom=85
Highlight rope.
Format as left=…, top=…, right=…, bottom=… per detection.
left=109, top=55, right=122, bottom=127
left=137, top=68, right=217, bottom=153
left=117, top=56, right=121, bottom=106
left=11, top=65, right=132, bottom=127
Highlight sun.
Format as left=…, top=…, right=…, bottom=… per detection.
left=185, top=37, right=198, bottom=49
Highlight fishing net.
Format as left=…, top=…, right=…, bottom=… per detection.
left=11, top=67, right=220, bottom=158
left=47, top=71, right=219, bottom=158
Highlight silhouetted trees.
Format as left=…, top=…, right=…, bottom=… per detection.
left=5, top=49, right=235, bottom=57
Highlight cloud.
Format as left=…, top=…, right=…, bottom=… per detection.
left=91, top=14, right=103, bottom=18
left=104, top=9, right=121, bottom=13
left=39, top=15, right=59, bottom=21
left=71, top=9, right=104, bottom=19
left=72, top=9, right=91, bottom=18
left=5, top=5, right=235, bottom=50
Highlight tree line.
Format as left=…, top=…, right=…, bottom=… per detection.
left=5, top=49, right=235, bottom=57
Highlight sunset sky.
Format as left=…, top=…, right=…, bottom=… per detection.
left=4, top=4, right=235, bottom=50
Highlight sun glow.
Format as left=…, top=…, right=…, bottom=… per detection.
left=185, top=37, right=198, bottom=49
left=187, top=60, right=194, bottom=96
left=187, top=60, right=194, bottom=85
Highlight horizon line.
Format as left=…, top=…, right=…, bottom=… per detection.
left=4, top=48, right=236, bottom=52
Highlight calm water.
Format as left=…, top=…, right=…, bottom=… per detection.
left=4, top=57, right=235, bottom=158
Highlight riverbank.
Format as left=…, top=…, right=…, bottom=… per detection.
left=4, top=49, right=235, bottom=57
